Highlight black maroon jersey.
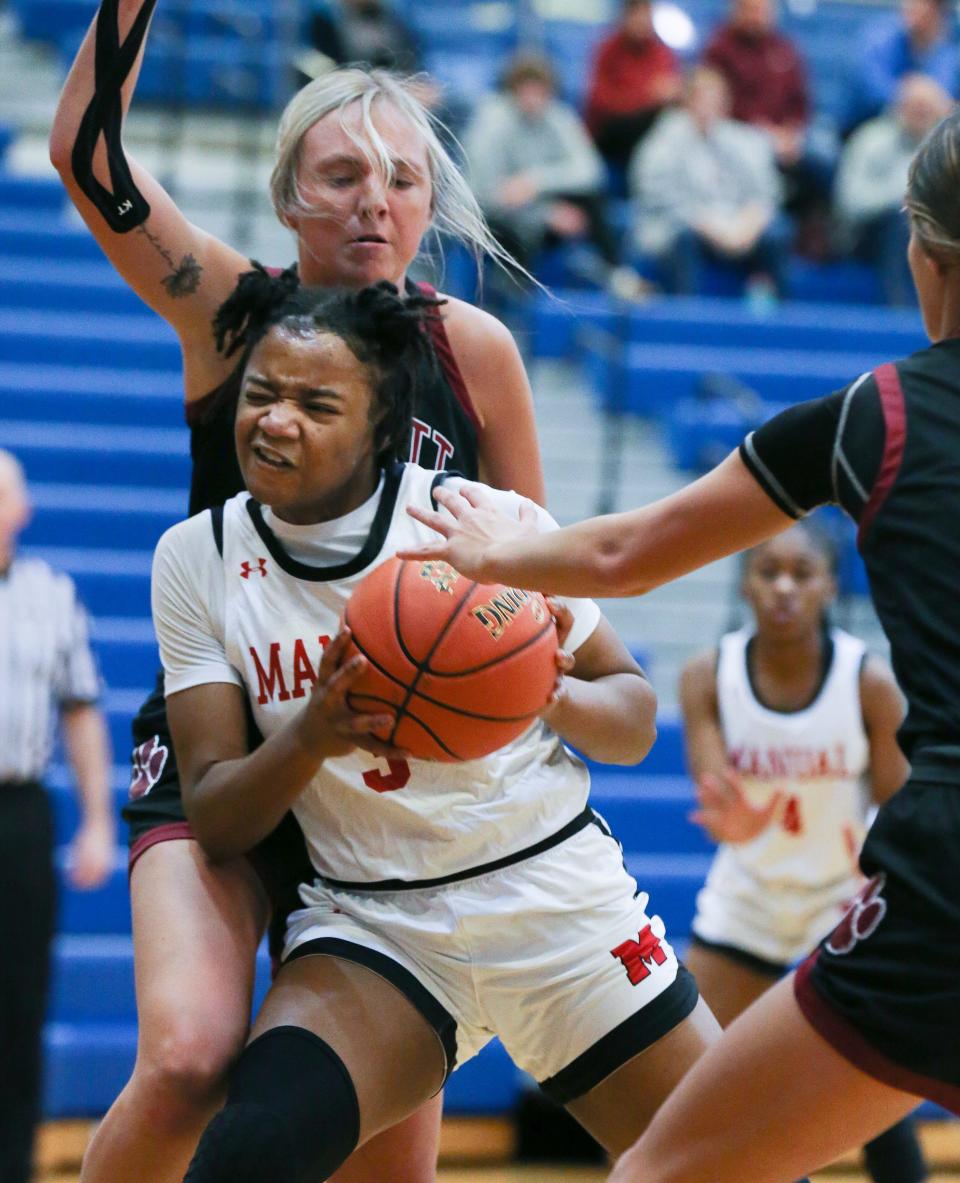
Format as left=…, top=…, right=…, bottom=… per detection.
left=741, top=337, right=960, bottom=767
left=186, top=278, right=480, bottom=518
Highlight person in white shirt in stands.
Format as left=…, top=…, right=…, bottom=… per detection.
left=0, top=448, right=115, bottom=1183
left=835, top=72, right=952, bottom=305
left=464, top=52, right=646, bottom=298
left=630, top=65, right=788, bottom=296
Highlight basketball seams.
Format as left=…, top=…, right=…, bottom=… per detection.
left=345, top=557, right=558, bottom=761
left=425, top=614, right=556, bottom=678
left=383, top=561, right=479, bottom=747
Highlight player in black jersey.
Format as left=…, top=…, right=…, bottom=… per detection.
left=404, top=110, right=960, bottom=1182
left=51, top=9, right=545, bottom=1180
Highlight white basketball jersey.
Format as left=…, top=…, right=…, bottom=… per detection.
left=207, top=465, right=599, bottom=886
left=708, top=627, right=870, bottom=894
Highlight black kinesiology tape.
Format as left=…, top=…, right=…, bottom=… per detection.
left=70, top=0, right=158, bottom=232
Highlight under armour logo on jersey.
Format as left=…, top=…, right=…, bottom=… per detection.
left=611, top=925, right=668, bottom=985
left=240, top=558, right=268, bottom=579
left=129, top=735, right=169, bottom=800
left=826, top=873, right=888, bottom=955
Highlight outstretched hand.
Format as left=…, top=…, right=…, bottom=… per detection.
left=402, top=482, right=539, bottom=582
left=689, top=769, right=781, bottom=844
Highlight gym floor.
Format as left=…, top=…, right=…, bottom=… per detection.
left=33, top=1118, right=960, bottom=1182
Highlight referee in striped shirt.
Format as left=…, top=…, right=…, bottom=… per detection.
left=0, top=449, right=115, bottom=1183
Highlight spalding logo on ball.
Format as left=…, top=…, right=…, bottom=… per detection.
left=344, top=556, right=558, bottom=761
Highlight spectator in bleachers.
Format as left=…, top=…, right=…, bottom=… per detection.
left=464, top=52, right=646, bottom=297
left=702, top=0, right=831, bottom=237
left=845, top=0, right=958, bottom=132
left=630, top=66, right=788, bottom=296
left=0, top=449, right=114, bottom=1183
left=584, top=0, right=682, bottom=172
left=305, top=0, right=421, bottom=75
left=835, top=73, right=953, bottom=305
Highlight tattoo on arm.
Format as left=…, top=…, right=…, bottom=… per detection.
left=136, top=224, right=203, bottom=297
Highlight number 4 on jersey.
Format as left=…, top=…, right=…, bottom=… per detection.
left=781, top=794, right=804, bottom=836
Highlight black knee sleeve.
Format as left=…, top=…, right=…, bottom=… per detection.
left=863, top=1115, right=928, bottom=1183
left=183, top=1026, right=361, bottom=1183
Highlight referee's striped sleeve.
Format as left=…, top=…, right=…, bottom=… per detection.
left=58, top=577, right=101, bottom=705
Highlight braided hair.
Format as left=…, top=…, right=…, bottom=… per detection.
left=214, top=264, right=443, bottom=468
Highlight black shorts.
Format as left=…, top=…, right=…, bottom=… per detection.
left=123, top=673, right=314, bottom=947
left=794, top=765, right=960, bottom=1114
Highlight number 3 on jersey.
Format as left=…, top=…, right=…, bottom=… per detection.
left=363, top=758, right=411, bottom=793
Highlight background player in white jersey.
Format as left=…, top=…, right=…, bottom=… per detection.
left=681, top=524, right=927, bottom=1183
left=152, top=279, right=720, bottom=1182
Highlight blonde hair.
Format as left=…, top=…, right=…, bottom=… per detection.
left=270, top=67, right=530, bottom=284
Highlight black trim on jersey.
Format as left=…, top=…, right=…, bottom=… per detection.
left=210, top=505, right=224, bottom=558
left=539, top=966, right=700, bottom=1103
left=245, top=464, right=404, bottom=582
left=740, top=379, right=885, bottom=522
left=429, top=468, right=462, bottom=510
left=744, top=629, right=836, bottom=715
left=320, top=807, right=595, bottom=892
left=689, top=933, right=786, bottom=979
left=286, top=936, right=458, bottom=1075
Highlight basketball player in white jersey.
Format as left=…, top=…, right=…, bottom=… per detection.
left=681, top=524, right=927, bottom=1183
left=152, top=279, right=720, bottom=1182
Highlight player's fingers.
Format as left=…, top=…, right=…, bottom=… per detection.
left=353, top=735, right=410, bottom=761
left=696, top=774, right=726, bottom=807
left=758, top=789, right=784, bottom=821
left=323, top=653, right=368, bottom=702
left=454, top=481, right=493, bottom=509
left=518, top=499, right=539, bottom=525
left=687, top=810, right=721, bottom=841
left=405, top=504, right=453, bottom=537
left=431, top=485, right=471, bottom=517
left=555, top=649, right=575, bottom=674
left=397, top=540, right=450, bottom=562
left=344, top=712, right=394, bottom=737
left=545, top=597, right=574, bottom=647
left=318, top=628, right=352, bottom=677
left=723, top=767, right=747, bottom=798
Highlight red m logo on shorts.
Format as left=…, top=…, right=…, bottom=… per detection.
left=611, top=925, right=668, bottom=985
left=240, top=558, right=268, bottom=579
left=826, top=873, right=888, bottom=956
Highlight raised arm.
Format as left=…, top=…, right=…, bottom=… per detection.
left=48, top=0, right=251, bottom=397
left=859, top=655, right=910, bottom=807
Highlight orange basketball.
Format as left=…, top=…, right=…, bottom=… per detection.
left=344, top=556, right=558, bottom=762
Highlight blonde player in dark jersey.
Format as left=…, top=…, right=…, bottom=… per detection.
left=682, top=524, right=927, bottom=1183
left=50, top=4, right=546, bottom=1179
